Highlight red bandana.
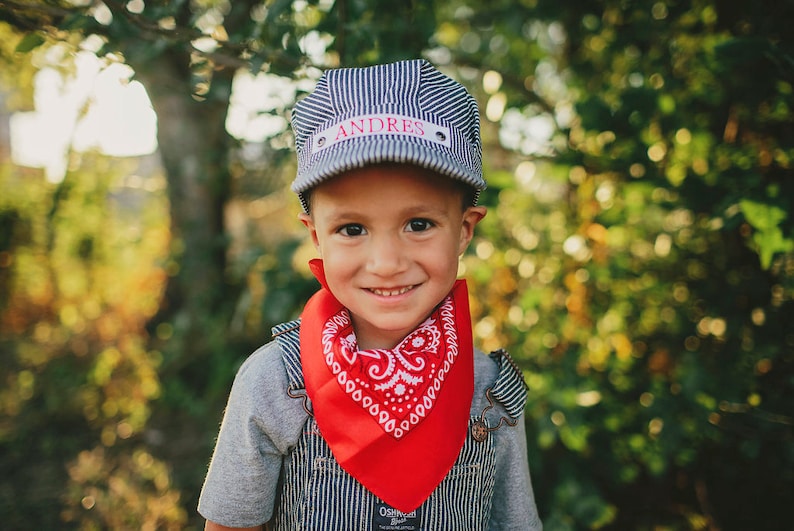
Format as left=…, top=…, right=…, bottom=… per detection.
left=300, top=259, right=474, bottom=513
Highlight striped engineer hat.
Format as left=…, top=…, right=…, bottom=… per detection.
left=290, top=59, right=485, bottom=211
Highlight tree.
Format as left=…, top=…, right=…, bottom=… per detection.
left=0, top=1, right=449, bottom=527
left=441, top=0, right=794, bottom=528
left=1, top=0, right=792, bottom=529
left=2, top=0, right=309, bottom=357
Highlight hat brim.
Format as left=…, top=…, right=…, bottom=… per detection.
left=291, top=133, right=485, bottom=196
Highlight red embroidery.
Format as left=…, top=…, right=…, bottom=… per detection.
left=333, top=116, right=427, bottom=141
left=321, top=296, right=458, bottom=439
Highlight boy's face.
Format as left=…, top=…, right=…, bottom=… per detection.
left=300, top=165, right=486, bottom=350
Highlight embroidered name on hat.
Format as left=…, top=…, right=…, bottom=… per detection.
left=311, top=113, right=452, bottom=154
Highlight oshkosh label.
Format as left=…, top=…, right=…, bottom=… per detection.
left=310, top=113, right=451, bottom=154
left=373, top=501, right=422, bottom=531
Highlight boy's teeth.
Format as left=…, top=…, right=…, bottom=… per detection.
left=372, top=286, right=412, bottom=296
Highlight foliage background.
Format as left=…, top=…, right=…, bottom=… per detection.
left=1, top=0, right=792, bottom=529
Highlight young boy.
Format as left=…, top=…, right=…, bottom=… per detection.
left=198, top=59, right=542, bottom=530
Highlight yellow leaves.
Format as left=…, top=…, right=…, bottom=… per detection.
left=576, top=390, right=603, bottom=407
left=583, top=337, right=610, bottom=371
left=211, top=25, right=229, bottom=43
left=585, top=222, right=608, bottom=244
left=648, top=417, right=664, bottom=437
left=92, top=347, right=121, bottom=386
left=486, top=92, right=507, bottom=122
left=95, top=313, right=122, bottom=343
left=612, top=333, right=633, bottom=361
left=17, top=370, right=35, bottom=399
left=59, top=303, right=85, bottom=333
left=89, top=341, right=162, bottom=438
left=747, top=393, right=762, bottom=407
left=576, top=333, right=635, bottom=373
left=564, top=269, right=589, bottom=324
left=64, top=446, right=187, bottom=530
left=697, top=316, right=727, bottom=338
left=482, top=70, right=503, bottom=94
left=435, top=22, right=462, bottom=48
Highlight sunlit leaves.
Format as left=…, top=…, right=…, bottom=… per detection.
left=63, top=446, right=186, bottom=529
left=740, top=199, right=793, bottom=268
left=447, top=0, right=794, bottom=526
left=0, top=152, right=172, bottom=525
left=1, top=0, right=793, bottom=529
left=14, top=32, right=45, bottom=53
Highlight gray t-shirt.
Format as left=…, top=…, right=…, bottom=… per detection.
left=198, top=321, right=542, bottom=530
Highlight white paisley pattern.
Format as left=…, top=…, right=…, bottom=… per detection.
left=321, top=295, right=458, bottom=439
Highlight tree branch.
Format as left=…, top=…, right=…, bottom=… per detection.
left=0, top=0, right=311, bottom=76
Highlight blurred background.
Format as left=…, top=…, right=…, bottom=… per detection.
left=0, top=0, right=792, bottom=529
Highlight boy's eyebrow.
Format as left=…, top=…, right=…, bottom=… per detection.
left=319, top=202, right=453, bottom=222
left=320, top=210, right=363, bottom=223
left=400, top=204, right=453, bottom=218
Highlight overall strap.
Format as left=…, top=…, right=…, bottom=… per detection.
left=272, top=319, right=305, bottom=390
left=487, top=349, right=529, bottom=419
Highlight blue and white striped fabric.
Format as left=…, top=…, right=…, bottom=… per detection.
left=271, top=320, right=303, bottom=388
left=488, top=349, right=529, bottom=420
left=270, top=320, right=534, bottom=530
left=290, top=60, right=484, bottom=212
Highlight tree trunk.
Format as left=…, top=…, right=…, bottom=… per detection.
left=135, top=51, right=234, bottom=362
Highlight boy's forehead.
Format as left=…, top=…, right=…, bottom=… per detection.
left=316, top=163, right=459, bottom=194
left=308, top=164, right=465, bottom=208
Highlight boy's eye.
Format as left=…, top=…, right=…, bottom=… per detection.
left=406, top=219, right=434, bottom=232
left=338, top=223, right=366, bottom=236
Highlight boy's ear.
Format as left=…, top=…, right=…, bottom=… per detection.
left=298, top=212, right=321, bottom=252
left=458, top=206, right=487, bottom=255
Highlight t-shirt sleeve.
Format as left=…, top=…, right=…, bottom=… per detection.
left=197, top=342, right=307, bottom=528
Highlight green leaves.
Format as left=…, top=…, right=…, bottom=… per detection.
left=740, top=199, right=794, bottom=268
left=2, top=0, right=793, bottom=529
left=14, top=32, right=44, bottom=53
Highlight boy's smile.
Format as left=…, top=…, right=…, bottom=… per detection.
left=300, top=164, right=486, bottom=351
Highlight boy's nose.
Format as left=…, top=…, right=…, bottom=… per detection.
left=365, top=236, right=406, bottom=276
